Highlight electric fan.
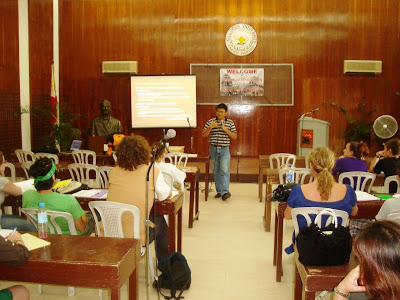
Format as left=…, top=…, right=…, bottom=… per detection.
left=372, top=115, right=398, bottom=139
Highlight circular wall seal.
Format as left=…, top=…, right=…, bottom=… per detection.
left=225, top=23, right=258, bottom=56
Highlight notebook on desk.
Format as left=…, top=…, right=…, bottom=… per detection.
left=70, top=140, right=82, bottom=151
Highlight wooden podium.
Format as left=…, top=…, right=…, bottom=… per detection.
left=87, top=136, right=107, bottom=153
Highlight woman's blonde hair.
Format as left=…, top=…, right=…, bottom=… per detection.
left=307, top=147, right=335, bottom=201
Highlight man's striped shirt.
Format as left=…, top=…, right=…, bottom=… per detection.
left=203, top=118, right=237, bottom=147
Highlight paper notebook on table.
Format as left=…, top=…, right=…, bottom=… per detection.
left=355, top=191, right=380, bottom=201
left=21, top=233, right=51, bottom=251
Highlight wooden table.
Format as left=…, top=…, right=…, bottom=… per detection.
left=294, top=249, right=357, bottom=300
left=184, top=166, right=200, bottom=228
left=187, top=155, right=210, bottom=201
left=3, top=192, right=184, bottom=254
left=273, top=199, right=384, bottom=282
left=0, top=234, right=141, bottom=300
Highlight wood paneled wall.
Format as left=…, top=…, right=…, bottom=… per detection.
left=1, top=0, right=400, bottom=158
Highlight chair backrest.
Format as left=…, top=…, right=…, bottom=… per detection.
left=383, top=175, right=400, bottom=193
left=112, top=153, right=117, bottom=163
left=34, top=152, right=60, bottom=164
left=98, top=166, right=114, bottom=189
left=68, top=163, right=99, bottom=188
left=164, top=152, right=188, bottom=167
left=269, top=153, right=296, bottom=169
left=15, top=149, right=35, bottom=163
left=1, top=162, right=16, bottom=182
left=278, top=167, right=313, bottom=184
left=338, top=171, right=376, bottom=193
left=21, top=161, right=34, bottom=180
left=88, top=201, right=140, bottom=239
left=386, top=212, right=400, bottom=224
left=21, top=208, right=77, bottom=235
left=72, top=150, right=97, bottom=165
left=291, top=207, right=349, bottom=236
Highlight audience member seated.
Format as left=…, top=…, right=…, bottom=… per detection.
left=332, top=141, right=369, bottom=175
left=0, top=230, right=30, bottom=300
left=369, top=138, right=400, bottom=193
left=107, top=135, right=171, bottom=260
left=22, top=158, right=94, bottom=235
left=333, top=220, right=400, bottom=300
left=0, top=151, right=36, bottom=232
left=153, top=144, right=186, bottom=189
left=284, top=146, right=358, bottom=254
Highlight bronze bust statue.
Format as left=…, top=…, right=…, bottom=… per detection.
left=88, top=99, right=123, bottom=136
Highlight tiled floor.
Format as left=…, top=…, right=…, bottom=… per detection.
left=1, top=183, right=302, bottom=299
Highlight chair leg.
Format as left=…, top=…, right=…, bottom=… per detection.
left=67, top=286, right=75, bottom=296
left=98, top=289, right=103, bottom=299
left=38, top=284, right=43, bottom=294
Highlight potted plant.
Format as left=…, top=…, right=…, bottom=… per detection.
left=324, top=102, right=375, bottom=143
left=18, top=104, right=84, bottom=152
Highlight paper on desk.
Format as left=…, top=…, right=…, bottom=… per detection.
left=0, top=229, right=13, bottom=238
left=72, top=189, right=108, bottom=199
left=14, top=179, right=35, bottom=193
left=355, top=191, right=380, bottom=201
left=21, top=233, right=51, bottom=251
left=187, top=154, right=198, bottom=158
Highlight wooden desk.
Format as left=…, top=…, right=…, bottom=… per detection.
left=3, top=192, right=184, bottom=254
left=0, top=234, right=141, bottom=300
left=187, top=155, right=210, bottom=201
left=273, top=200, right=384, bottom=282
left=294, top=249, right=356, bottom=300
left=184, top=166, right=200, bottom=228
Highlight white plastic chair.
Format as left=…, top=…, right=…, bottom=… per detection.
left=383, top=175, right=400, bottom=193
left=21, top=161, right=34, bottom=180
left=68, top=163, right=99, bottom=188
left=1, top=162, right=16, bottom=182
left=88, top=201, right=156, bottom=285
left=291, top=207, right=350, bottom=236
left=164, top=152, right=188, bottom=167
left=72, top=150, right=97, bottom=165
left=278, top=168, right=313, bottom=184
left=386, top=212, right=400, bottom=224
left=15, top=149, right=35, bottom=163
left=338, top=171, right=376, bottom=193
left=34, top=152, right=59, bottom=164
left=269, top=153, right=296, bottom=169
left=98, top=166, right=114, bottom=189
left=112, top=153, right=117, bottom=163
left=21, top=208, right=77, bottom=296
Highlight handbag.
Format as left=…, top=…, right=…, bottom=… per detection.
left=295, top=208, right=352, bottom=266
left=272, top=183, right=297, bottom=202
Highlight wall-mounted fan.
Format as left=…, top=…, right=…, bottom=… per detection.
left=372, top=115, right=398, bottom=139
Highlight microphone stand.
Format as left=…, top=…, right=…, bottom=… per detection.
left=145, top=144, right=165, bottom=300
left=187, top=118, right=193, bottom=154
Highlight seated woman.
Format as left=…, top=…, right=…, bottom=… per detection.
left=108, top=135, right=171, bottom=260
left=333, top=220, right=400, bottom=300
left=284, top=147, right=358, bottom=253
left=22, top=157, right=94, bottom=235
left=0, top=151, right=36, bottom=232
left=332, top=141, right=369, bottom=175
left=0, top=230, right=30, bottom=300
left=153, top=144, right=186, bottom=189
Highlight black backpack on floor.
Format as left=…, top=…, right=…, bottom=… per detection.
left=157, top=252, right=191, bottom=300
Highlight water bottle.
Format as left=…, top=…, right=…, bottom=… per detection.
left=285, top=164, right=294, bottom=183
left=37, top=202, right=49, bottom=239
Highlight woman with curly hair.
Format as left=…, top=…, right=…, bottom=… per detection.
left=107, top=135, right=171, bottom=260
left=334, top=220, right=400, bottom=300
left=284, top=147, right=358, bottom=253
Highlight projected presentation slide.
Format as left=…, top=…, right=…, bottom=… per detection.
left=131, top=75, right=197, bottom=128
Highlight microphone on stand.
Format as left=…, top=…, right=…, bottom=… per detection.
left=159, top=129, right=176, bottom=144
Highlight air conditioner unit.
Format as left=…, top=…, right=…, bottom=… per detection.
left=343, top=60, right=382, bottom=74
left=102, top=61, right=138, bottom=74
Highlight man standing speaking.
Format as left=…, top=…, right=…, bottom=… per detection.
left=202, top=103, right=237, bottom=201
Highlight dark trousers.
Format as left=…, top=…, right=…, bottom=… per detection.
left=149, top=214, right=169, bottom=260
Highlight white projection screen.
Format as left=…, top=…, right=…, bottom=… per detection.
left=131, top=75, right=197, bottom=128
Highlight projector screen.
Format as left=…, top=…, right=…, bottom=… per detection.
left=131, top=75, right=197, bottom=128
